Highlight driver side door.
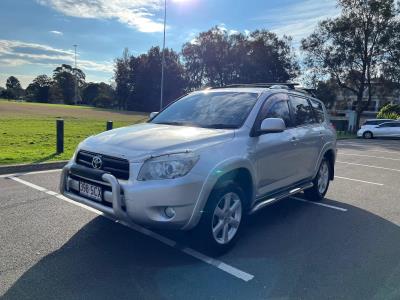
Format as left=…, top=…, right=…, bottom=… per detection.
left=252, top=93, right=301, bottom=197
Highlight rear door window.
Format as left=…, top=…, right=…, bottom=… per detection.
left=289, top=96, right=315, bottom=126
left=310, top=99, right=325, bottom=123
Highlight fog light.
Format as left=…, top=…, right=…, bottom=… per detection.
left=164, top=207, right=176, bottom=219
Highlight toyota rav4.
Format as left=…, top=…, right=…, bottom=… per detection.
left=60, top=84, right=337, bottom=254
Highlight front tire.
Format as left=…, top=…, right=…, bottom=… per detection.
left=196, top=182, right=245, bottom=256
left=363, top=131, right=373, bottom=139
left=304, top=158, right=331, bottom=202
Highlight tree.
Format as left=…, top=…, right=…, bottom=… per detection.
left=182, top=27, right=299, bottom=89
left=114, top=47, right=186, bottom=112
left=377, top=103, right=400, bottom=119
left=314, top=80, right=338, bottom=109
left=114, top=48, right=131, bottom=110
left=301, top=0, right=399, bottom=130
left=25, top=75, right=52, bottom=103
left=5, top=76, right=23, bottom=99
left=82, top=82, right=116, bottom=108
left=52, top=64, right=85, bottom=104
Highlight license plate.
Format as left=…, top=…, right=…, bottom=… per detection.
left=79, top=181, right=102, bottom=202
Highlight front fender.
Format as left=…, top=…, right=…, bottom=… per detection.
left=182, top=157, right=256, bottom=230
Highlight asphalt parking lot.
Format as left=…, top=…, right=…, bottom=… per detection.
left=1, top=138, right=399, bottom=300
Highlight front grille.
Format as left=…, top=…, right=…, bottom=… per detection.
left=76, top=150, right=130, bottom=180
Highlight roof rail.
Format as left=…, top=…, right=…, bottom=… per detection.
left=213, top=83, right=299, bottom=89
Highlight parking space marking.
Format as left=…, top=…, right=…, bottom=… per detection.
left=339, top=153, right=400, bottom=161
left=0, top=169, right=61, bottom=179
left=8, top=176, right=255, bottom=282
left=290, top=196, right=348, bottom=212
left=334, top=176, right=384, bottom=186
left=337, top=161, right=400, bottom=173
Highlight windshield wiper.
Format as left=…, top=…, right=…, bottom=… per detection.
left=154, top=121, right=187, bottom=126
left=203, top=124, right=238, bottom=129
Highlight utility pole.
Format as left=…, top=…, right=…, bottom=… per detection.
left=160, top=0, right=167, bottom=111
left=73, top=45, right=79, bottom=104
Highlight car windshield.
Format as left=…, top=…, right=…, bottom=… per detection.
left=151, top=91, right=260, bottom=129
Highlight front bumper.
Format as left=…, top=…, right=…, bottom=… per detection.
left=60, top=163, right=205, bottom=230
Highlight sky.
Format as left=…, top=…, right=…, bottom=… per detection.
left=0, top=0, right=338, bottom=88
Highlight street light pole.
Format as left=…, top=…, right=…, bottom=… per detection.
left=73, top=44, right=78, bottom=104
left=160, top=0, right=167, bottom=111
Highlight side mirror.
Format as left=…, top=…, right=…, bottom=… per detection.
left=149, top=112, right=159, bottom=119
left=259, top=118, right=286, bottom=134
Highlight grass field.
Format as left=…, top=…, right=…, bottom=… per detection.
left=0, top=100, right=148, bottom=165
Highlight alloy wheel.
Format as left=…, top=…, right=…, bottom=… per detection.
left=211, top=192, right=242, bottom=245
left=317, top=161, right=329, bottom=195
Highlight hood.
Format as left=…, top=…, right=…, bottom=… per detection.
left=80, top=123, right=234, bottom=161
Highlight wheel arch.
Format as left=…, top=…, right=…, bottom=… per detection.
left=323, top=149, right=335, bottom=180
left=182, top=158, right=256, bottom=230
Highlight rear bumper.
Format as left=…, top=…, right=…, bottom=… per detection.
left=60, top=163, right=204, bottom=230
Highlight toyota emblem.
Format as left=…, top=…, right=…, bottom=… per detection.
left=92, top=156, right=103, bottom=169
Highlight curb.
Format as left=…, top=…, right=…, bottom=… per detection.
left=0, top=161, right=68, bottom=175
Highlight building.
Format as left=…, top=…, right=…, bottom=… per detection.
left=329, top=82, right=400, bottom=131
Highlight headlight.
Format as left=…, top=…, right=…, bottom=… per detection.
left=138, top=153, right=199, bottom=181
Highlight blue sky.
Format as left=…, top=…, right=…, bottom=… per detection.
left=0, top=0, right=338, bottom=88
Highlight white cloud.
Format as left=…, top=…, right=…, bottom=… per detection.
left=255, top=0, right=338, bottom=42
left=49, top=30, right=63, bottom=36
left=37, top=0, right=165, bottom=33
left=0, top=39, right=113, bottom=73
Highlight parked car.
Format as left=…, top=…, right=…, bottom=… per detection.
left=60, top=84, right=337, bottom=254
left=358, top=120, right=400, bottom=139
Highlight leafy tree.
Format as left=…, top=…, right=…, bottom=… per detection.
left=52, top=64, right=85, bottom=104
left=314, top=80, right=338, bottom=109
left=182, top=27, right=299, bottom=89
left=25, top=75, right=52, bottom=103
left=114, top=48, right=131, bottom=110
left=82, top=82, right=115, bottom=108
left=377, top=103, right=400, bottom=119
left=301, top=0, right=400, bottom=130
left=114, top=46, right=186, bottom=112
left=5, top=76, right=23, bottom=99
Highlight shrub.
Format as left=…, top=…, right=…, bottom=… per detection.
left=377, top=104, right=400, bottom=120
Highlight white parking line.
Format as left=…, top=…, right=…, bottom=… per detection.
left=0, top=169, right=61, bottom=178
left=337, top=161, right=400, bottom=172
left=334, top=176, right=384, bottom=186
left=8, top=176, right=254, bottom=282
left=290, top=196, right=348, bottom=212
left=339, top=153, right=400, bottom=161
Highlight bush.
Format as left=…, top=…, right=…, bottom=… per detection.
left=377, top=104, right=400, bottom=120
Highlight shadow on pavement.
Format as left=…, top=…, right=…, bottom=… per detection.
left=3, top=196, right=400, bottom=300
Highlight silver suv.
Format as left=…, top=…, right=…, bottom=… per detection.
left=60, top=84, right=336, bottom=253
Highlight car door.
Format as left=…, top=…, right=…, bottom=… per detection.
left=393, top=123, right=400, bottom=137
left=288, top=95, right=322, bottom=181
left=374, top=122, right=393, bottom=137
left=252, top=93, right=301, bottom=196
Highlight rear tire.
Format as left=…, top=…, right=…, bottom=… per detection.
left=196, top=182, right=245, bottom=256
left=363, top=131, right=373, bottom=139
left=304, top=158, right=331, bottom=202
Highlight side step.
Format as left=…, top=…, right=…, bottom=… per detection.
left=249, top=182, right=313, bottom=215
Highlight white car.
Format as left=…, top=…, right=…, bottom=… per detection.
left=358, top=121, right=400, bottom=139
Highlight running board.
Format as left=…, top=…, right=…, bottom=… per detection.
left=249, top=182, right=314, bottom=215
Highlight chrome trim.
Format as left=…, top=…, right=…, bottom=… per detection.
left=250, top=182, right=313, bottom=215
left=69, top=173, right=111, bottom=187
left=62, top=165, right=129, bottom=222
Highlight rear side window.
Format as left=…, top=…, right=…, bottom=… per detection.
left=380, top=122, right=400, bottom=127
left=310, top=99, right=325, bottom=123
left=290, top=96, right=315, bottom=126
left=266, top=101, right=292, bottom=127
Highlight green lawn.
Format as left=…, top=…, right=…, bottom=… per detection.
left=336, top=131, right=357, bottom=140
left=0, top=100, right=148, bottom=165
